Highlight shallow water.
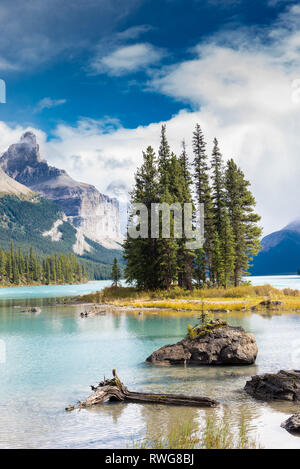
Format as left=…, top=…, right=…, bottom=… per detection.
left=0, top=280, right=117, bottom=300
left=0, top=278, right=300, bottom=449
left=0, top=304, right=300, bottom=448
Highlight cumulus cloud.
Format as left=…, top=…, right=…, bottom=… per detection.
left=2, top=5, right=300, bottom=236
left=91, top=43, right=164, bottom=76
left=35, top=97, right=67, bottom=113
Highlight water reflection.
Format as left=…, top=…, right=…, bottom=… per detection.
left=1, top=303, right=300, bottom=448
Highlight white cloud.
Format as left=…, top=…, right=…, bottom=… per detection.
left=91, top=43, right=164, bottom=76
left=35, top=97, right=67, bottom=113
left=2, top=5, right=300, bottom=236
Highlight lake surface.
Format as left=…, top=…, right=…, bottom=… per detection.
left=0, top=277, right=300, bottom=449
left=248, top=274, right=300, bottom=290
left=0, top=280, right=116, bottom=300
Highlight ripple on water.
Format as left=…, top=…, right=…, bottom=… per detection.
left=0, top=293, right=300, bottom=448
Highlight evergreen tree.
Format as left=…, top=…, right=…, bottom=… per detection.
left=124, top=146, right=160, bottom=289
left=211, top=232, right=223, bottom=286
left=220, top=210, right=235, bottom=288
left=179, top=140, right=192, bottom=188
left=123, top=126, right=262, bottom=291
left=111, top=258, right=121, bottom=287
left=0, top=245, right=86, bottom=286
left=0, top=249, right=5, bottom=281
left=177, top=142, right=194, bottom=290
left=156, top=129, right=179, bottom=289
left=211, top=138, right=226, bottom=234
left=225, top=159, right=262, bottom=286
left=158, top=124, right=171, bottom=190
left=192, top=124, right=214, bottom=284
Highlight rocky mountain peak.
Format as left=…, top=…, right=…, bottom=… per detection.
left=0, top=131, right=42, bottom=178
left=20, top=131, right=38, bottom=148
left=0, top=132, right=123, bottom=249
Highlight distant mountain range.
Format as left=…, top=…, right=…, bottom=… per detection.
left=251, top=221, right=300, bottom=275
left=0, top=132, right=124, bottom=279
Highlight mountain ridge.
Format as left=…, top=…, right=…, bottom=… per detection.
left=0, top=132, right=123, bottom=250
left=251, top=220, right=300, bottom=275
left=0, top=193, right=123, bottom=279
left=0, top=166, right=33, bottom=197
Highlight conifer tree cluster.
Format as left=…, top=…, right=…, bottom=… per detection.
left=124, top=124, right=262, bottom=290
left=0, top=242, right=86, bottom=285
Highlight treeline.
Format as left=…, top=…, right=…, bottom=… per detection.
left=0, top=242, right=86, bottom=285
left=124, top=124, right=262, bottom=290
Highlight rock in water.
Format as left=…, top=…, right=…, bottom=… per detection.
left=146, top=326, right=258, bottom=366
left=245, top=370, right=300, bottom=401
left=20, top=307, right=41, bottom=313
left=281, top=413, right=300, bottom=433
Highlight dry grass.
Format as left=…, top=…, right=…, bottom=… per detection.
left=77, top=284, right=300, bottom=313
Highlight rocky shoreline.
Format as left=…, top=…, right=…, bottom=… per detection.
left=244, top=369, right=300, bottom=401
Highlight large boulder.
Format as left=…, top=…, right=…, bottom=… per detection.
left=281, top=413, right=300, bottom=433
left=245, top=370, right=300, bottom=401
left=146, top=326, right=258, bottom=366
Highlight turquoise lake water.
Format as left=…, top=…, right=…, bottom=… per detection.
left=0, top=277, right=300, bottom=449
left=0, top=280, right=115, bottom=300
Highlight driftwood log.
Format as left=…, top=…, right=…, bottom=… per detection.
left=66, top=369, right=218, bottom=411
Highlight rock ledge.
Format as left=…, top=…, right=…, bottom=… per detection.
left=245, top=369, right=300, bottom=401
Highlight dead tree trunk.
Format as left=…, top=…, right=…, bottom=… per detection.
left=66, top=369, right=218, bottom=411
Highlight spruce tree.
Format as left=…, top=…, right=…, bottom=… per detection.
left=156, top=158, right=179, bottom=289
left=177, top=142, right=194, bottom=290
left=211, top=138, right=225, bottom=234
left=225, top=159, right=262, bottom=285
left=220, top=210, right=235, bottom=288
left=158, top=124, right=171, bottom=190
left=179, top=140, right=192, bottom=188
left=111, top=258, right=121, bottom=287
left=211, top=232, right=223, bottom=286
left=124, top=146, right=160, bottom=289
left=156, top=128, right=180, bottom=290
left=192, top=124, right=214, bottom=284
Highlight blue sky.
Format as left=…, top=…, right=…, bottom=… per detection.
left=0, top=0, right=289, bottom=131
left=0, top=0, right=300, bottom=234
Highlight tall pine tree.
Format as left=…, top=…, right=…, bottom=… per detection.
left=192, top=124, right=214, bottom=284
left=225, top=159, right=262, bottom=286
left=124, top=146, right=160, bottom=289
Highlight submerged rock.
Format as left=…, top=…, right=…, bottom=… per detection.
left=245, top=369, right=300, bottom=401
left=259, top=300, right=284, bottom=307
left=20, top=307, right=41, bottom=313
left=146, top=325, right=258, bottom=366
left=209, top=309, right=230, bottom=314
left=281, top=413, right=300, bottom=433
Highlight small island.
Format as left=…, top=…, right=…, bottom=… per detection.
left=146, top=319, right=258, bottom=366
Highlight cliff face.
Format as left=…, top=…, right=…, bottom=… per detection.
left=0, top=132, right=122, bottom=249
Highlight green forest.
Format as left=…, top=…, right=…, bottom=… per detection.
left=0, top=242, right=86, bottom=286
left=0, top=194, right=123, bottom=281
left=124, top=124, right=262, bottom=290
